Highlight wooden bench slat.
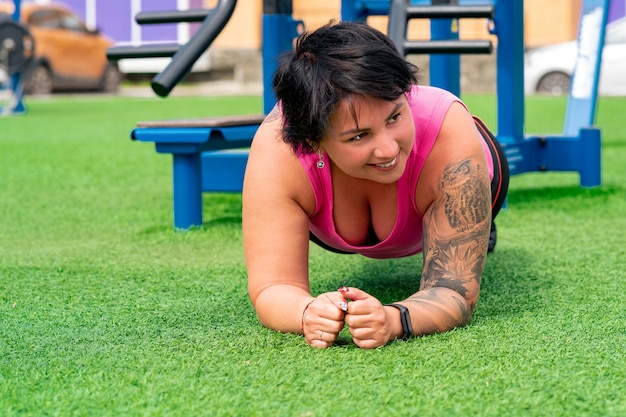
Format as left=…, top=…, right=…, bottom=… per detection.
left=136, top=114, right=266, bottom=128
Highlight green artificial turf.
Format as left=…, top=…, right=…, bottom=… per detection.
left=1, top=91, right=625, bottom=416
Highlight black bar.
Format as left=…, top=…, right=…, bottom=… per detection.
left=406, top=5, right=495, bottom=19
left=263, top=0, right=293, bottom=14
left=106, top=44, right=179, bottom=60
left=135, top=9, right=212, bottom=24
left=151, top=0, right=237, bottom=96
left=404, top=40, right=493, bottom=54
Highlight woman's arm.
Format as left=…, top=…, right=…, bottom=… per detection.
left=243, top=109, right=345, bottom=344
left=243, top=110, right=312, bottom=332
left=404, top=101, right=492, bottom=335
left=407, top=158, right=490, bottom=334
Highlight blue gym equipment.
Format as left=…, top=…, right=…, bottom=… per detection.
left=0, top=0, right=34, bottom=115
left=106, top=0, right=608, bottom=230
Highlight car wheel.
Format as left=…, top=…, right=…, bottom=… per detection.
left=25, top=64, right=53, bottom=95
left=536, top=72, right=571, bottom=95
left=100, top=64, right=121, bottom=93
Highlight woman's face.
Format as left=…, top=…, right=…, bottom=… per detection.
left=320, top=94, right=415, bottom=184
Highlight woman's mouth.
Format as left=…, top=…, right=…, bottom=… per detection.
left=375, top=157, right=397, bottom=168
left=372, top=156, right=399, bottom=170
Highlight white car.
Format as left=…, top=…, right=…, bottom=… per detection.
left=524, top=16, right=626, bottom=96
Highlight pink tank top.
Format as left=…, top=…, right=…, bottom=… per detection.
left=297, top=85, right=494, bottom=259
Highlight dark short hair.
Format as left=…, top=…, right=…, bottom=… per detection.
left=272, top=21, right=419, bottom=155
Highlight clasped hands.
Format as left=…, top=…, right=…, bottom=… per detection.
left=302, top=286, right=396, bottom=349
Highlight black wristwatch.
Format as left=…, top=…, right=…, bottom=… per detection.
left=385, top=303, right=413, bottom=340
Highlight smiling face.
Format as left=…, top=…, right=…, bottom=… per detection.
left=320, top=94, right=415, bottom=184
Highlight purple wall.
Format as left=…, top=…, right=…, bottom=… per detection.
left=140, top=0, right=178, bottom=43
left=96, top=0, right=132, bottom=42
left=189, top=0, right=203, bottom=34
left=608, top=0, right=626, bottom=22
left=59, top=0, right=85, bottom=19
left=56, top=0, right=206, bottom=44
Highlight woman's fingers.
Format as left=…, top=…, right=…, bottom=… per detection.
left=339, top=286, right=391, bottom=348
left=302, top=292, right=347, bottom=348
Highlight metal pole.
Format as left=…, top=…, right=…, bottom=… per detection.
left=262, top=0, right=301, bottom=114
left=495, top=0, right=524, bottom=142
left=430, top=0, right=460, bottom=97
left=12, top=0, right=21, bottom=21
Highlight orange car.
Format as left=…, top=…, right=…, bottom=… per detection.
left=0, top=1, right=120, bottom=94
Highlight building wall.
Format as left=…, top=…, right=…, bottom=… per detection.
left=207, top=0, right=261, bottom=48
left=524, top=0, right=581, bottom=48
left=209, top=0, right=590, bottom=49
left=184, top=0, right=626, bottom=90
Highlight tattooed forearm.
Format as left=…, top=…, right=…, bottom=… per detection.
left=404, top=287, right=473, bottom=334
left=396, top=159, right=491, bottom=337
left=420, top=158, right=491, bottom=306
left=407, top=288, right=472, bottom=320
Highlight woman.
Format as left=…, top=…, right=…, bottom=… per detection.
left=242, top=21, right=509, bottom=349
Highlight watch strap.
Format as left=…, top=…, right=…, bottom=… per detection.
left=385, top=303, right=413, bottom=340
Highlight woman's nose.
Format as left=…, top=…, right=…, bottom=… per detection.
left=373, top=132, right=399, bottom=159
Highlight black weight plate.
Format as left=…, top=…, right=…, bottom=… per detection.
left=0, top=21, right=35, bottom=74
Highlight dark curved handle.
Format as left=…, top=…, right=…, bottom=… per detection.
left=135, top=9, right=212, bottom=24
left=151, top=0, right=237, bottom=97
left=404, top=40, right=493, bottom=54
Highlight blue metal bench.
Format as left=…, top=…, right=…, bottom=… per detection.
left=131, top=114, right=264, bottom=228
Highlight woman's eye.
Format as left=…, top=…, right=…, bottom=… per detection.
left=350, top=132, right=367, bottom=141
left=388, top=113, right=401, bottom=124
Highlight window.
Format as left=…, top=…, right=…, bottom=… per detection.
left=60, top=12, right=87, bottom=33
left=28, top=10, right=62, bottom=29
left=27, top=8, right=88, bottom=34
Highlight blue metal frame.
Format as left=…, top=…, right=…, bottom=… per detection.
left=563, top=0, right=609, bottom=136
left=494, top=0, right=606, bottom=188
left=261, top=11, right=302, bottom=114
left=344, top=0, right=604, bottom=188
left=341, top=0, right=489, bottom=96
left=429, top=16, right=461, bottom=97
left=132, top=0, right=606, bottom=229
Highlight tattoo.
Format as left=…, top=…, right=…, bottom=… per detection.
left=421, top=159, right=491, bottom=304
left=263, top=105, right=282, bottom=124
left=398, top=159, right=490, bottom=335
left=451, top=295, right=472, bottom=322
left=422, top=240, right=485, bottom=295
left=442, top=160, right=490, bottom=232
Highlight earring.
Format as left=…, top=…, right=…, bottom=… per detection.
left=317, top=150, right=325, bottom=169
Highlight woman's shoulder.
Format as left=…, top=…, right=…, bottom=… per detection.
left=410, top=84, right=459, bottom=98
left=246, top=108, right=315, bottom=210
left=408, top=85, right=461, bottom=110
